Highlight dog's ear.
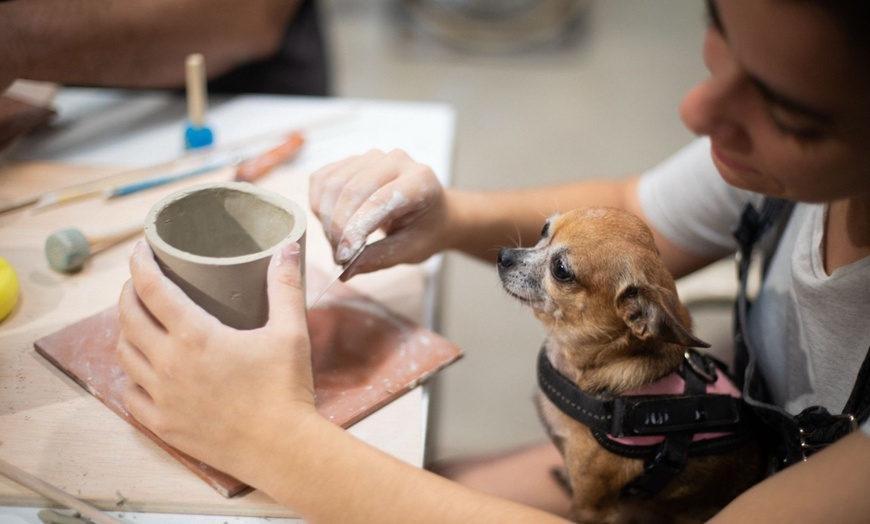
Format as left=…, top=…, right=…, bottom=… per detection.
left=616, top=284, right=710, bottom=348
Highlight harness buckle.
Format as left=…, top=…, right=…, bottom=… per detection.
left=684, top=349, right=718, bottom=384
left=798, top=413, right=857, bottom=462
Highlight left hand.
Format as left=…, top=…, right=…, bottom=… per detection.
left=116, top=241, right=316, bottom=482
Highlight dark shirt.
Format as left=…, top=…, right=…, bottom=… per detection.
left=208, top=0, right=330, bottom=96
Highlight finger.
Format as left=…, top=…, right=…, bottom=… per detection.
left=121, top=380, right=158, bottom=428
left=335, top=173, right=435, bottom=264
left=310, top=151, right=384, bottom=244
left=341, top=227, right=424, bottom=280
left=118, top=278, right=166, bottom=350
left=327, top=167, right=405, bottom=254
left=116, top=333, right=159, bottom=395
left=265, top=242, right=308, bottom=332
left=128, top=241, right=218, bottom=335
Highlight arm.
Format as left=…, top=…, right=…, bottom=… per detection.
left=708, top=431, right=870, bottom=524
left=0, top=0, right=302, bottom=91
left=116, top=241, right=570, bottom=524
left=309, top=149, right=717, bottom=279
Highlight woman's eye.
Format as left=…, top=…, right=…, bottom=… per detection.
left=767, top=105, right=828, bottom=142
left=771, top=118, right=826, bottom=141
left=551, top=257, right=573, bottom=282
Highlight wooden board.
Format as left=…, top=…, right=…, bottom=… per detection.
left=0, top=160, right=459, bottom=517
left=33, top=274, right=462, bottom=498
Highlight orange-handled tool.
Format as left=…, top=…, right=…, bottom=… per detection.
left=234, top=131, right=305, bottom=182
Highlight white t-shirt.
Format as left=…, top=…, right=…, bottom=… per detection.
left=638, top=137, right=870, bottom=435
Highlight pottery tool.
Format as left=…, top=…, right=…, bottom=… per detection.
left=103, top=160, right=230, bottom=199
left=183, top=53, right=214, bottom=150
left=308, top=244, right=366, bottom=308
left=0, top=458, right=124, bottom=524
left=45, top=224, right=141, bottom=273
left=234, top=130, right=305, bottom=183
left=27, top=107, right=357, bottom=212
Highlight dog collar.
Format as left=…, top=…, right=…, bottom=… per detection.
left=537, top=347, right=755, bottom=498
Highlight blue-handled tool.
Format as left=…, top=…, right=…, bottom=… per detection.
left=103, top=162, right=226, bottom=199
left=184, top=53, right=214, bottom=150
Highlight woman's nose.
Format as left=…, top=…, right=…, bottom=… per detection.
left=679, top=31, right=753, bottom=152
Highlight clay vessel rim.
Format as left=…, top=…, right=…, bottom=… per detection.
left=143, top=181, right=306, bottom=265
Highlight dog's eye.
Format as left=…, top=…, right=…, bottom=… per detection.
left=551, top=256, right=573, bottom=282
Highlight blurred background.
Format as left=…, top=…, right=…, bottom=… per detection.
left=321, top=0, right=717, bottom=461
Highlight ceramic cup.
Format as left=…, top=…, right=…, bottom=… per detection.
left=144, top=182, right=306, bottom=330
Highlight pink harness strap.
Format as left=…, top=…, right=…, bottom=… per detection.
left=608, top=371, right=742, bottom=446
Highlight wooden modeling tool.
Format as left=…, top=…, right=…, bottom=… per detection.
left=234, top=131, right=305, bottom=183
left=183, top=53, right=214, bottom=150
left=0, top=458, right=124, bottom=524
left=45, top=225, right=141, bottom=273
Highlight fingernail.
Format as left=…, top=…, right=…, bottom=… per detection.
left=336, top=241, right=353, bottom=264
left=274, top=242, right=301, bottom=266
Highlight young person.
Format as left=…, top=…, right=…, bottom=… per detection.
left=117, top=1, right=870, bottom=522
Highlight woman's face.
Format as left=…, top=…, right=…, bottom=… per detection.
left=680, top=0, right=870, bottom=203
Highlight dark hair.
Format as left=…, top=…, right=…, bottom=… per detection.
left=790, top=1, right=870, bottom=62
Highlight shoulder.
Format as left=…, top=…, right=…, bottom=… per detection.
left=637, top=137, right=761, bottom=258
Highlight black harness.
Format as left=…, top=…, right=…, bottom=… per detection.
left=538, top=348, right=756, bottom=498
left=537, top=198, right=870, bottom=498
left=732, top=198, right=870, bottom=470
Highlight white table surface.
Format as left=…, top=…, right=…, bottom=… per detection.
left=0, top=88, right=455, bottom=523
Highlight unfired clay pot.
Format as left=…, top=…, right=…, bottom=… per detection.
left=144, top=182, right=306, bottom=330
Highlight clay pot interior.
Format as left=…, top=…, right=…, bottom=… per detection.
left=144, top=182, right=306, bottom=330
left=154, top=186, right=296, bottom=258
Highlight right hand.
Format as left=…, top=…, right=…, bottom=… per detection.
left=309, top=149, right=449, bottom=278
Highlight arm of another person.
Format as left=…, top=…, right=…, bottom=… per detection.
left=0, top=0, right=303, bottom=91
left=708, top=430, right=870, bottom=524
left=117, top=241, right=571, bottom=524
left=309, top=149, right=718, bottom=280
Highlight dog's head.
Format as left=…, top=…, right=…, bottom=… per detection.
left=497, top=207, right=708, bottom=354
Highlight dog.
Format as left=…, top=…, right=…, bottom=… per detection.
left=497, top=207, right=764, bottom=524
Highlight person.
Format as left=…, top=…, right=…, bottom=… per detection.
left=0, top=0, right=329, bottom=96
left=115, top=0, right=870, bottom=522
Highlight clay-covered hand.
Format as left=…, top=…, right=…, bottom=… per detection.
left=116, top=241, right=316, bottom=483
left=309, top=149, right=449, bottom=278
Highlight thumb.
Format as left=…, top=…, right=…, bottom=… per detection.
left=266, top=242, right=307, bottom=327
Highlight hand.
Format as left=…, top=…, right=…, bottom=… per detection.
left=309, top=149, right=448, bottom=278
left=116, top=241, right=316, bottom=482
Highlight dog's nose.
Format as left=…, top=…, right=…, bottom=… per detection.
left=497, top=248, right=515, bottom=269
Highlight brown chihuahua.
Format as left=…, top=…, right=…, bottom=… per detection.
left=497, top=208, right=764, bottom=524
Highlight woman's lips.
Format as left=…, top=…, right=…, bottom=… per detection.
left=711, top=144, right=758, bottom=174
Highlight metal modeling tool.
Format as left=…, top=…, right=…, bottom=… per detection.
left=309, top=245, right=366, bottom=308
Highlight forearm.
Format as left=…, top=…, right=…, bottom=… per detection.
left=708, top=431, right=870, bottom=524
left=0, top=0, right=301, bottom=88
left=444, top=177, right=636, bottom=262
left=250, top=414, right=569, bottom=524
